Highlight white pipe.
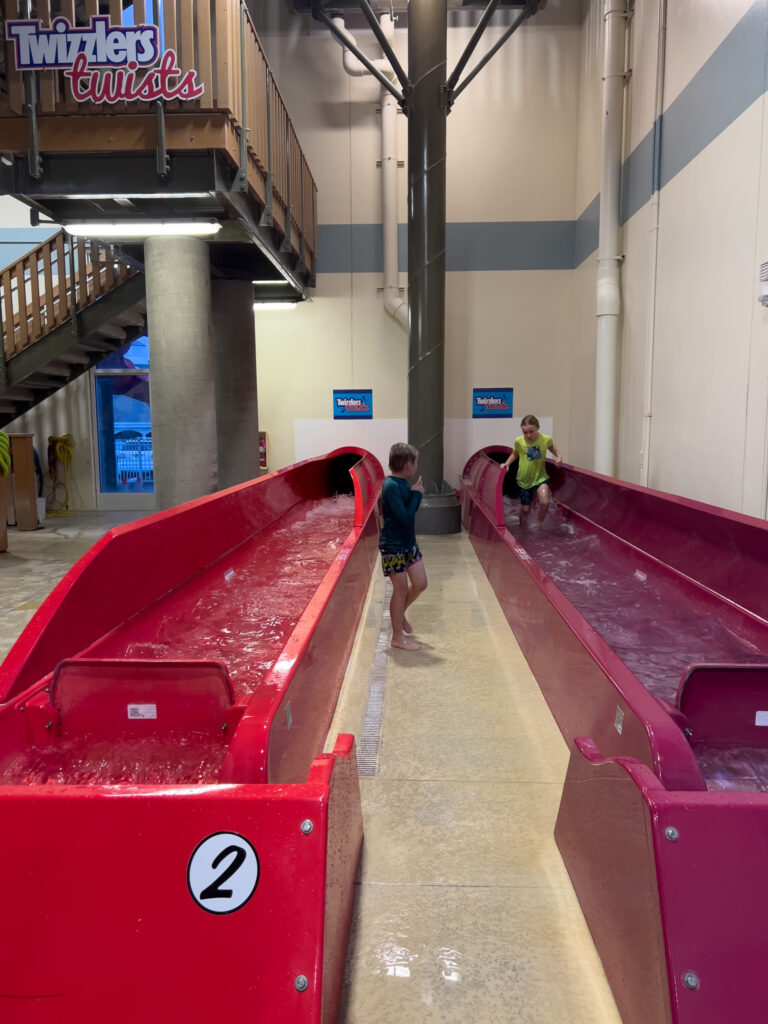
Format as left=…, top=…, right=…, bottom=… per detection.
left=594, top=0, right=627, bottom=476
left=640, top=0, right=667, bottom=486
left=331, top=16, right=391, bottom=78
left=333, top=14, right=407, bottom=331
left=381, top=83, right=408, bottom=329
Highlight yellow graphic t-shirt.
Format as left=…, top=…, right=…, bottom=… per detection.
left=514, top=433, right=553, bottom=489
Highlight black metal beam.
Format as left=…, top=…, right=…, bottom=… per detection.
left=311, top=6, right=405, bottom=105
left=445, top=0, right=502, bottom=91
left=356, top=0, right=410, bottom=93
left=450, top=1, right=540, bottom=104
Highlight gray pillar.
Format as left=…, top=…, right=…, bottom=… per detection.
left=144, top=236, right=218, bottom=508
left=211, top=280, right=260, bottom=489
left=407, top=0, right=460, bottom=533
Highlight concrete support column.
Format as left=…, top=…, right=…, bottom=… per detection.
left=144, top=236, right=217, bottom=508
left=211, top=280, right=260, bottom=489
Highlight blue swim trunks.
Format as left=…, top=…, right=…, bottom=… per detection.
left=381, top=545, right=423, bottom=576
left=518, top=481, right=548, bottom=506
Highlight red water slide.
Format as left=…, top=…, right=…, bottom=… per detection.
left=462, top=447, right=768, bottom=1024
left=0, top=447, right=383, bottom=1023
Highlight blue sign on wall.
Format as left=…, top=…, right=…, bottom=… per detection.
left=333, top=389, right=373, bottom=419
left=472, top=388, right=513, bottom=418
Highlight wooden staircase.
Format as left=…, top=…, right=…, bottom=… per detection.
left=0, top=232, right=148, bottom=426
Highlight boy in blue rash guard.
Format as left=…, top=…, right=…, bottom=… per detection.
left=379, top=442, right=427, bottom=651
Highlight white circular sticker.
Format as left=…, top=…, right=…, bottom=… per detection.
left=187, top=832, right=259, bottom=914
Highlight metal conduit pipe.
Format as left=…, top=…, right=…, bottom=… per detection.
left=331, top=14, right=407, bottom=330
left=594, top=0, right=628, bottom=476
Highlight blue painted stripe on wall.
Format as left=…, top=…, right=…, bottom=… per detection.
left=317, top=220, right=575, bottom=274
left=446, top=221, right=574, bottom=271
left=574, top=194, right=600, bottom=268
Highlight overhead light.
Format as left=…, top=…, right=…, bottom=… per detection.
left=64, top=219, right=222, bottom=238
left=253, top=302, right=298, bottom=311
left=0, top=154, right=13, bottom=167
left=252, top=279, right=291, bottom=287
left=67, top=193, right=212, bottom=200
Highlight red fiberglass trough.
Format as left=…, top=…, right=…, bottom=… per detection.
left=461, top=447, right=768, bottom=1024
left=0, top=447, right=383, bottom=1023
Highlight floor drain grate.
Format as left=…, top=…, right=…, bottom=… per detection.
left=357, top=611, right=391, bottom=777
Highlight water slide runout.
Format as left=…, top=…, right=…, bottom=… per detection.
left=0, top=448, right=383, bottom=1023
left=462, top=448, right=768, bottom=1024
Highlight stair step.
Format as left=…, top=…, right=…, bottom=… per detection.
left=94, top=322, right=128, bottom=340
left=79, top=338, right=123, bottom=353
left=45, top=361, right=74, bottom=378
left=24, top=374, right=64, bottom=389
left=64, top=351, right=91, bottom=366
left=1, top=387, right=34, bottom=402
left=113, top=309, right=147, bottom=327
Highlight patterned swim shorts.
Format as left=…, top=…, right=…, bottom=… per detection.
left=380, top=545, right=423, bottom=576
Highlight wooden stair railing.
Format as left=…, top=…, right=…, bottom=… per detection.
left=0, top=231, right=139, bottom=374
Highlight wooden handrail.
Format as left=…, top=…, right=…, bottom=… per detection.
left=0, top=0, right=317, bottom=271
left=0, top=231, right=138, bottom=362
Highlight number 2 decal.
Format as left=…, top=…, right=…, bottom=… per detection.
left=188, top=832, right=259, bottom=914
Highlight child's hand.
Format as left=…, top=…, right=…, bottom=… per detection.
left=412, top=476, right=425, bottom=494
left=555, top=455, right=563, bottom=466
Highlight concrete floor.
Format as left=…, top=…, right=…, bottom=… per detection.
left=0, top=511, right=621, bottom=1023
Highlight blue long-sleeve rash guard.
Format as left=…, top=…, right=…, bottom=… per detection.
left=379, top=475, right=422, bottom=553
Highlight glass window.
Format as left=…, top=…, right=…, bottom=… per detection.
left=94, top=337, right=153, bottom=494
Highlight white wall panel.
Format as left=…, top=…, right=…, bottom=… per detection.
left=648, top=104, right=762, bottom=508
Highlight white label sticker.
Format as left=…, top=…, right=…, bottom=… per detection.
left=188, top=832, right=259, bottom=914
left=614, top=706, right=625, bottom=735
left=127, top=703, right=157, bottom=719
left=755, top=711, right=768, bottom=726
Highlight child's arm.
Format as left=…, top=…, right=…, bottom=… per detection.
left=549, top=440, right=563, bottom=466
left=501, top=448, right=518, bottom=470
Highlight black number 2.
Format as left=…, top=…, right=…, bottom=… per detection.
left=199, top=844, right=246, bottom=900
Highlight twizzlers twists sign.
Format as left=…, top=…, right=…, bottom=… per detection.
left=5, top=16, right=204, bottom=104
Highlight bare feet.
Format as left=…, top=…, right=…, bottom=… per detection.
left=391, top=636, right=421, bottom=651
left=402, top=615, right=414, bottom=635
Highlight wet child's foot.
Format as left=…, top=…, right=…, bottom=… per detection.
left=391, top=635, right=421, bottom=651
left=402, top=615, right=414, bottom=635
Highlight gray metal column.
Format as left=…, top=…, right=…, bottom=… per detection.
left=144, top=236, right=217, bottom=508
left=211, top=279, right=260, bottom=489
left=407, top=0, right=460, bottom=533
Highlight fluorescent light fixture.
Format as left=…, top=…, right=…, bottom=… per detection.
left=67, top=193, right=211, bottom=200
left=64, top=219, right=222, bottom=238
left=252, top=279, right=291, bottom=286
left=253, top=301, right=298, bottom=311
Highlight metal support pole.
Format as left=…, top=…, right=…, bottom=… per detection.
left=406, top=0, right=459, bottom=532
left=22, top=1, right=42, bottom=180
left=67, top=236, right=80, bottom=340
left=261, top=67, right=274, bottom=227
left=236, top=1, right=249, bottom=192
left=280, top=121, right=292, bottom=254
left=155, top=100, right=170, bottom=178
